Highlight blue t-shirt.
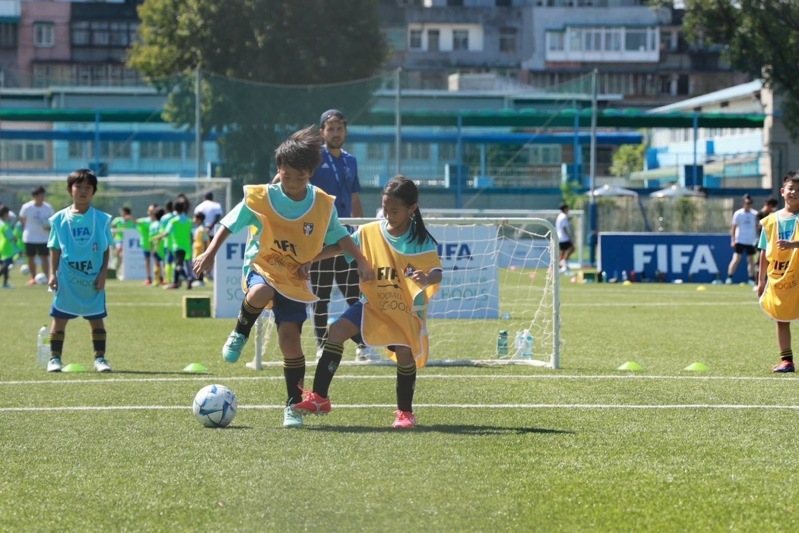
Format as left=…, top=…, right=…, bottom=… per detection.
left=221, top=184, right=350, bottom=276
left=48, top=206, right=113, bottom=317
left=311, top=146, right=361, bottom=217
left=759, top=212, right=799, bottom=249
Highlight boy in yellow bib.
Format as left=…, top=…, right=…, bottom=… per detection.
left=192, top=126, right=373, bottom=428
left=294, top=176, right=443, bottom=429
left=758, top=172, right=799, bottom=373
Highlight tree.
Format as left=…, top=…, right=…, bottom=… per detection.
left=683, top=1, right=799, bottom=138
left=610, top=143, right=645, bottom=179
left=128, top=0, right=387, bottom=188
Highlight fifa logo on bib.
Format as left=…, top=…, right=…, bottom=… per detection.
left=303, top=223, right=314, bottom=236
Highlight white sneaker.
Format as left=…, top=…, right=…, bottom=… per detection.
left=47, top=356, right=63, bottom=373
left=283, top=405, right=303, bottom=428
left=94, top=356, right=112, bottom=373
left=356, top=345, right=382, bottom=362
left=724, top=278, right=733, bottom=285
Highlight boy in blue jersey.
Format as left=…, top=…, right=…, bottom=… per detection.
left=193, top=126, right=374, bottom=428
left=46, top=169, right=114, bottom=373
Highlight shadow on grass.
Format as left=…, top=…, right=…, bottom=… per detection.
left=110, top=370, right=211, bottom=376
left=304, top=424, right=572, bottom=435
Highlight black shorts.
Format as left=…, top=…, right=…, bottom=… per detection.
left=734, top=243, right=757, bottom=256
left=559, top=241, right=574, bottom=251
left=25, top=242, right=49, bottom=257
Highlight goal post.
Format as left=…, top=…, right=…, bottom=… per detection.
left=246, top=217, right=561, bottom=369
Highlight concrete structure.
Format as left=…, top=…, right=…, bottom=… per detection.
left=642, top=80, right=791, bottom=192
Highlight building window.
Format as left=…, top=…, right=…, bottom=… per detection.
left=1, top=141, right=46, bottom=162
left=72, top=21, right=90, bottom=46
left=499, top=28, right=517, bottom=53
left=367, top=143, right=384, bottom=160
left=0, top=22, right=17, bottom=48
left=548, top=32, right=564, bottom=51
left=68, top=141, right=87, bottom=159
left=92, top=21, right=110, bottom=46
left=625, top=29, right=648, bottom=51
left=409, top=29, right=422, bottom=50
left=453, top=29, right=469, bottom=51
left=428, top=29, right=440, bottom=52
left=33, top=22, right=54, bottom=47
left=496, top=0, right=512, bottom=5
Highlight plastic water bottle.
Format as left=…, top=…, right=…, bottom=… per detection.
left=36, top=326, right=50, bottom=367
left=520, top=329, right=534, bottom=359
left=496, top=330, right=509, bottom=358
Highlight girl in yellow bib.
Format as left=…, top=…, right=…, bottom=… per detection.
left=758, top=172, right=799, bottom=373
left=294, top=176, right=443, bottom=429
left=192, top=126, right=373, bottom=428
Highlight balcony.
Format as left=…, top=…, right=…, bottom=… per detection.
left=0, top=0, right=20, bottom=21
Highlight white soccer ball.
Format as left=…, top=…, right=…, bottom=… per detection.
left=192, top=384, right=237, bottom=428
left=34, top=272, right=47, bottom=285
left=19, top=264, right=30, bottom=276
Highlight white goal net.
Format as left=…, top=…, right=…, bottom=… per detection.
left=245, top=217, right=561, bottom=369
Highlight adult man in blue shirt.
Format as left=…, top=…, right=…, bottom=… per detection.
left=310, top=109, right=379, bottom=361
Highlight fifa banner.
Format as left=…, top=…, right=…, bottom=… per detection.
left=428, top=223, right=500, bottom=319
left=120, top=229, right=146, bottom=281
left=211, top=224, right=500, bottom=320
left=599, top=232, right=747, bottom=283
left=213, top=230, right=249, bottom=318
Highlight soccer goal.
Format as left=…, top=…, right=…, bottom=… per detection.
left=246, top=217, right=561, bottom=369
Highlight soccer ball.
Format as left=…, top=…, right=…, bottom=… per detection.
left=192, top=384, right=237, bottom=428
left=34, top=272, right=47, bottom=285
left=19, top=264, right=30, bottom=276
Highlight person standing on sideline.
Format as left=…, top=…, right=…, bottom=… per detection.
left=726, top=194, right=759, bottom=284
left=136, top=204, right=157, bottom=286
left=758, top=196, right=780, bottom=225
left=310, top=109, right=379, bottom=361
left=0, top=205, right=15, bottom=288
left=45, top=169, right=113, bottom=373
left=194, top=192, right=223, bottom=238
left=111, top=206, right=137, bottom=280
left=293, top=176, right=443, bottom=429
left=555, top=203, right=575, bottom=274
left=758, top=173, right=799, bottom=373
left=19, top=186, right=54, bottom=285
left=192, top=126, right=374, bottom=429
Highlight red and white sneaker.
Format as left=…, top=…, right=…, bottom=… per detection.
left=292, top=391, right=331, bottom=416
left=392, top=410, right=417, bottom=429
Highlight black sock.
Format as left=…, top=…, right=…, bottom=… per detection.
left=780, top=349, right=793, bottom=362
left=284, top=357, right=305, bottom=405
left=234, top=299, right=262, bottom=337
left=314, top=341, right=344, bottom=398
left=396, top=364, right=417, bottom=413
left=92, top=328, right=106, bottom=357
left=50, top=331, right=65, bottom=358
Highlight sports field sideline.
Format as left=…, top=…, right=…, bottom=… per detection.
left=3, top=277, right=799, bottom=531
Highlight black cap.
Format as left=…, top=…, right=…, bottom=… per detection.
left=320, top=109, right=346, bottom=127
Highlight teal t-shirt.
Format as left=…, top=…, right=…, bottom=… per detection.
left=220, top=184, right=349, bottom=276
left=759, top=212, right=799, bottom=250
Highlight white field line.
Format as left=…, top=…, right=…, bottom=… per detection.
left=1, top=374, right=796, bottom=386
left=4, top=403, right=799, bottom=413
left=564, top=301, right=756, bottom=307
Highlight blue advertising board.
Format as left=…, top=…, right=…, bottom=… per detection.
left=598, top=232, right=752, bottom=283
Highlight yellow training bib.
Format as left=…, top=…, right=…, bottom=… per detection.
left=759, top=213, right=799, bottom=321
left=358, top=222, right=442, bottom=367
left=243, top=185, right=334, bottom=303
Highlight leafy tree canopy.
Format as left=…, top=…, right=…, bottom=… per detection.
left=129, top=0, right=388, bottom=185
left=683, top=0, right=799, bottom=138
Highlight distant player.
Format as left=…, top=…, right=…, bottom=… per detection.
left=137, top=204, right=157, bottom=286
left=111, top=206, right=137, bottom=280
left=192, top=125, right=373, bottom=428
left=555, top=203, right=575, bottom=274
left=759, top=173, right=799, bottom=373
left=192, top=212, right=209, bottom=287
left=727, top=194, right=758, bottom=284
left=0, top=205, right=15, bottom=288
left=159, top=198, right=194, bottom=290
left=45, top=169, right=113, bottom=373
left=293, top=176, right=443, bottom=429
left=19, top=186, right=54, bottom=286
